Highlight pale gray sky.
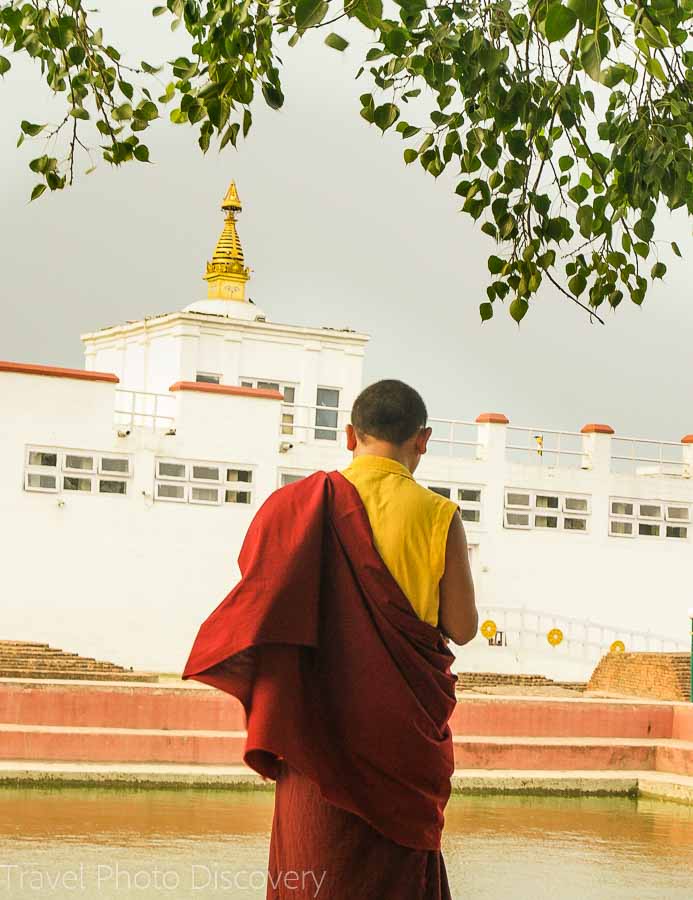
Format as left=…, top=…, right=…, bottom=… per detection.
left=1, top=2, right=691, bottom=438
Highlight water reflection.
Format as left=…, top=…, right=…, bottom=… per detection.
left=0, top=788, right=691, bottom=898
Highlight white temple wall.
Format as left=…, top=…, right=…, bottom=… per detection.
left=2, top=367, right=691, bottom=676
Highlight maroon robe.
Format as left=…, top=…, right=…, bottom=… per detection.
left=182, top=470, right=457, bottom=898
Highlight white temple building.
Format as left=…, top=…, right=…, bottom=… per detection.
left=1, top=182, right=690, bottom=680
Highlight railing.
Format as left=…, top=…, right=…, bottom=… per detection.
left=427, top=417, right=479, bottom=459
left=478, top=604, right=686, bottom=661
left=114, top=390, right=176, bottom=432
left=610, top=436, right=689, bottom=478
left=279, top=405, right=480, bottom=457
left=505, top=426, right=587, bottom=469
left=279, top=403, right=350, bottom=448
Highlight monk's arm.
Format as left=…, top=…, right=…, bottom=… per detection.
left=438, top=511, right=478, bottom=646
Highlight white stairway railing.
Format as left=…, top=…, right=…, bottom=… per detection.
left=477, top=605, right=686, bottom=661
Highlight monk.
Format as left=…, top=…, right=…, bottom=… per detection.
left=182, top=379, right=478, bottom=899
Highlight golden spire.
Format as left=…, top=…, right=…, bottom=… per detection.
left=203, top=180, right=251, bottom=301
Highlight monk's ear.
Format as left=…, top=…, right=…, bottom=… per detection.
left=417, top=426, right=433, bottom=455
left=346, top=423, right=357, bottom=451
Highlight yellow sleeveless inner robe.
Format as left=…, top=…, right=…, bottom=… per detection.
left=340, top=454, right=459, bottom=627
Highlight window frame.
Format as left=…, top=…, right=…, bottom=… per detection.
left=608, top=496, right=691, bottom=542
left=24, top=446, right=132, bottom=497
left=195, top=372, right=222, bottom=385
left=154, top=457, right=255, bottom=507
left=314, top=385, right=341, bottom=442
left=504, top=488, right=591, bottom=533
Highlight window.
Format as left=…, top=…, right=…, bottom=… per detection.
left=25, top=472, right=57, bottom=492
left=506, top=491, right=531, bottom=508
left=63, top=476, right=92, bottom=493
left=64, top=453, right=94, bottom=473
left=504, top=489, right=590, bottom=532
left=155, top=458, right=254, bottom=506
left=157, top=461, right=186, bottom=480
left=99, top=479, right=127, bottom=495
left=25, top=447, right=130, bottom=497
left=315, top=387, right=340, bottom=441
left=423, top=484, right=483, bottom=524
left=196, top=372, right=221, bottom=384
left=279, top=470, right=312, bottom=487
left=609, top=497, right=690, bottom=541
left=458, top=486, right=482, bottom=523
left=610, top=519, right=634, bottom=537
left=101, top=457, right=129, bottom=475
left=191, top=464, right=220, bottom=482
left=191, top=486, right=221, bottom=505
left=241, top=379, right=297, bottom=435
left=156, top=482, right=186, bottom=502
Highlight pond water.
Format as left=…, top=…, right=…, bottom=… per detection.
left=0, top=787, right=691, bottom=898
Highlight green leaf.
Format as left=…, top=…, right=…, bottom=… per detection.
left=295, top=0, right=329, bottom=29
left=646, top=57, right=667, bottom=83
left=134, top=145, right=150, bottom=162
left=152, top=6, right=168, bottom=15
left=350, top=0, right=383, bottom=30
left=30, top=184, right=47, bottom=202
left=634, top=218, right=654, bottom=242
left=651, top=262, right=666, bottom=279
left=112, top=103, right=133, bottom=121
left=580, top=32, right=609, bottom=83
left=559, top=155, right=574, bottom=172
left=21, top=121, right=45, bottom=137
left=566, top=0, right=598, bottom=28
left=671, top=242, right=681, bottom=258
left=488, top=255, right=504, bottom=275
left=480, top=302, right=494, bottom=322
left=262, top=83, right=284, bottom=109
left=325, top=33, right=349, bottom=51
left=68, top=46, right=85, bottom=66
left=70, top=107, right=90, bottom=120
left=373, top=103, right=399, bottom=131
left=403, top=148, right=417, bottom=164
left=510, top=298, right=529, bottom=323
left=0, top=56, right=10, bottom=76
left=545, top=5, right=578, bottom=42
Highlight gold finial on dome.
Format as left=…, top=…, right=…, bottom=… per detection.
left=203, top=180, right=250, bottom=301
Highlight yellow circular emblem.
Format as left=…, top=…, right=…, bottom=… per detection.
left=480, top=619, right=497, bottom=640
left=547, top=627, right=564, bottom=647
left=610, top=640, right=626, bottom=654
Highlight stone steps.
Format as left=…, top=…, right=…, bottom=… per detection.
left=456, top=671, right=586, bottom=692
left=0, top=681, right=685, bottom=737
left=1, top=681, right=691, bottom=794
left=0, top=724, right=690, bottom=776
left=0, top=640, right=156, bottom=683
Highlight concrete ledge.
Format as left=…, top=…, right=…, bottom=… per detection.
left=450, top=769, right=639, bottom=796
left=1, top=762, right=690, bottom=804
left=0, top=761, right=272, bottom=791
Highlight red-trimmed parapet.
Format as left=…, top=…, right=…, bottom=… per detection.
left=475, top=412, right=509, bottom=424
left=580, top=423, right=615, bottom=435
left=0, top=360, right=119, bottom=383
left=681, top=435, right=693, bottom=444
left=169, top=381, right=283, bottom=401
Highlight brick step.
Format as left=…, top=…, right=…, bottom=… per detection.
left=0, top=670, right=158, bottom=682
left=0, top=641, right=51, bottom=649
left=452, top=737, right=693, bottom=777
left=0, top=640, right=144, bottom=681
left=0, top=724, right=690, bottom=776
left=455, top=671, right=586, bottom=692
left=0, top=724, right=246, bottom=765
left=0, top=682, right=684, bottom=738
left=0, top=660, right=127, bottom=671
